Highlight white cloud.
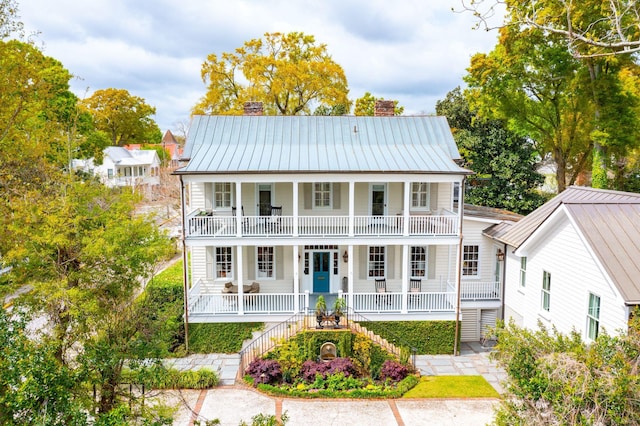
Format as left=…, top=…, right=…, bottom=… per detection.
left=18, top=0, right=502, bottom=130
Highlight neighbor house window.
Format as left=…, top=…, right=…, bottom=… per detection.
left=587, top=293, right=601, bottom=340
left=411, top=183, right=430, bottom=209
left=411, top=246, right=427, bottom=278
left=313, top=182, right=332, bottom=208
left=462, top=245, right=479, bottom=276
left=541, top=271, right=551, bottom=311
left=520, top=257, right=527, bottom=287
left=256, top=246, right=274, bottom=279
left=215, top=247, right=233, bottom=279
left=107, top=169, right=113, bottom=178
left=214, top=183, right=232, bottom=208
left=368, top=246, right=386, bottom=278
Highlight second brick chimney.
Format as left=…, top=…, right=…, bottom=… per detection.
left=243, top=101, right=264, bottom=116
left=374, top=99, right=395, bottom=117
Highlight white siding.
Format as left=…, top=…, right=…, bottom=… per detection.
left=191, top=246, right=207, bottom=283
left=507, top=216, right=628, bottom=338
left=190, top=182, right=207, bottom=211
left=462, top=219, right=498, bottom=284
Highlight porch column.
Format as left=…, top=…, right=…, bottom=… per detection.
left=348, top=181, right=355, bottom=237
left=293, top=181, right=299, bottom=237
left=401, top=244, right=408, bottom=314
left=237, top=245, right=244, bottom=315
left=348, top=244, right=354, bottom=310
left=403, top=181, right=410, bottom=236
left=293, top=245, right=300, bottom=313
left=235, top=182, right=243, bottom=237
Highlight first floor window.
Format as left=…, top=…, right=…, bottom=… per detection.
left=257, top=246, right=274, bottom=279
left=368, top=246, right=385, bottom=278
left=519, top=257, right=527, bottom=287
left=411, top=246, right=427, bottom=278
left=463, top=245, right=479, bottom=276
left=313, top=182, right=332, bottom=208
left=541, top=271, right=551, bottom=311
left=587, top=293, right=601, bottom=340
left=411, top=182, right=430, bottom=209
left=216, top=247, right=232, bottom=279
left=214, top=183, right=232, bottom=208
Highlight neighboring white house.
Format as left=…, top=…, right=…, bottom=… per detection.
left=174, top=101, right=516, bottom=342
left=73, top=147, right=161, bottom=188
left=489, top=186, right=640, bottom=341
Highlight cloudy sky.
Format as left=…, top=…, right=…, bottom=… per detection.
left=19, top=0, right=502, bottom=132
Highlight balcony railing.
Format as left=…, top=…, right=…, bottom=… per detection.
left=445, top=281, right=501, bottom=301
left=186, top=211, right=458, bottom=238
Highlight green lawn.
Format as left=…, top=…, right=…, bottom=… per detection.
left=402, top=375, right=499, bottom=398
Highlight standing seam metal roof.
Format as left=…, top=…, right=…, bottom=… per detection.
left=178, top=115, right=469, bottom=174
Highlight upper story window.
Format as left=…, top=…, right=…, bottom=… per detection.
left=256, top=246, right=274, bottom=279
left=411, top=246, right=427, bottom=278
left=541, top=271, right=551, bottom=312
left=215, top=247, right=233, bottom=279
left=313, top=182, right=332, bottom=208
left=519, top=257, right=527, bottom=287
left=214, top=183, right=232, bottom=209
left=587, top=293, right=600, bottom=340
left=368, top=246, right=386, bottom=278
left=462, top=245, right=479, bottom=277
left=411, top=182, right=430, bottom=210
left=107, top=169, right=114, bottom=179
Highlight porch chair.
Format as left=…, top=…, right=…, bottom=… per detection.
left=375, top=278, right=389, bottom=305
left=268, top=205, right=282, bottom=233
left=232, top=206, right=248, bottom=231
left=409, top=278, right=422, bottom=304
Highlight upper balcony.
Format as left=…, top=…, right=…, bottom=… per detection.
left=185, top=209, right=458, bottom=239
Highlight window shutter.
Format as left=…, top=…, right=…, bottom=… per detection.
left=246, top=246, right=255, bottom=281
left=429, top=183, right=438, bottom=211
left=333, top=183, right=341, bottom=209
left=387, top=246, right=394, bottom=278
left=304, top=183, right=312, bottom=210
left=359, top=246, right=367, bottom=280
left=428, top=246, right=436, bottom=279
left=206, top=247, right=213, bottom=280
left=276, top=246, right=284, bottom=280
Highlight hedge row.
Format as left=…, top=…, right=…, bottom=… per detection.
left=357, top=320, right=459, bottom=354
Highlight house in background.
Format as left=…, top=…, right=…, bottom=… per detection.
left=127, top=130, right=184, bottom=169
left=174, top=101, right=516, bottom=342
left=73, top=146, right=161, bottom=189
left=490, top=186, right=640, bottom=340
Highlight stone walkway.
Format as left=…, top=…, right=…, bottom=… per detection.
left=163, top=353, right=241, bottom=386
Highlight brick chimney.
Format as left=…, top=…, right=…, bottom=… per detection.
left=374, top=100, right=395, bottom=117
left=244, top=101, right=264, bottom=116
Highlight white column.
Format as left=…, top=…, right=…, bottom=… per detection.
left=293, top=245, right=300, bottom=313
left=348, top=181, right=355, bottom=237
left=237, top=245, right=244, bottom=315
left=293, top=181, right=299, bottom=237
left=235, top=182, right=242, bottom=237
left=403, top=181, right=411, bottom=236
left=348, top=244, right=354, bottom=310
left=401, top=244, right=409, bottom=313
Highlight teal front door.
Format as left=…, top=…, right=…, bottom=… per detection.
left=313, top=252, right=330, bottom=293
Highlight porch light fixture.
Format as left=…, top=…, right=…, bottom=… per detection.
left=496, top=249, right=505, bottom=262
left=342, top=250, right=348, bottom=263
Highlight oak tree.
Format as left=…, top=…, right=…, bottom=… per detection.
left=354, top=92, right=404, bottom=116
left=194, top=32, right=350, bottom=115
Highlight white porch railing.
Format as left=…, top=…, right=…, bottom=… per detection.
left=349, top=292, right=456, bottom=313
left=447, top=281, right=501, bottom=301
left=185, top=211, right=458, bottom=238
left=189, top=290, right=309, bottom=316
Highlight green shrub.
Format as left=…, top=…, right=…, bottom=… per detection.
left=124, top=365, right=219, bottom=389
left=189, top=322, right=263, bottom=353
left=357, top=321, right=458, bottom=354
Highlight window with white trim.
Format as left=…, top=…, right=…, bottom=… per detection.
left=368, top=246, right=385, bottom=278
left=313, top=182, right=332, bottom=208
left=256, top=246, right=274, bottom=279
left=411, top=182, right=430, bottom=210
left=214, top=183, right=232, bottom=209
left=411, top=246, right=427, bottom=278
left=107, top=169, right=113, bottom=178
left=541, top=271, right=551, bottom=311
left=519, top=257, right=527, bottom=287
left=215, top=247, right=233, bottom=279
left=587, top=293, right=600, bottom=340
left=462, top=245, right=479, bottom=276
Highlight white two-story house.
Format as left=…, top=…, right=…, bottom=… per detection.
left=175, top=102, right=507, bottom=340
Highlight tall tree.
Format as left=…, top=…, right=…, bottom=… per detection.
left=194, top=32, right=350, bottom=115
left=437, top=87, right=545, bottom=213
left=0, top=0, right=22, bottom=39
left=82, top=88, right=161, bottom=146
left=354, top=92, right=404, bottom=116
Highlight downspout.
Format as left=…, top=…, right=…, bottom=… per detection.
left=500, top=243, right=508, bottom=322
left=179, top=175, right=190, bottom=353
left=453, top=178, right=465, bottom=356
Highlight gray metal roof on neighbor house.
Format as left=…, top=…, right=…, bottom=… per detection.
left=176, top=115, right=470, bottom=174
